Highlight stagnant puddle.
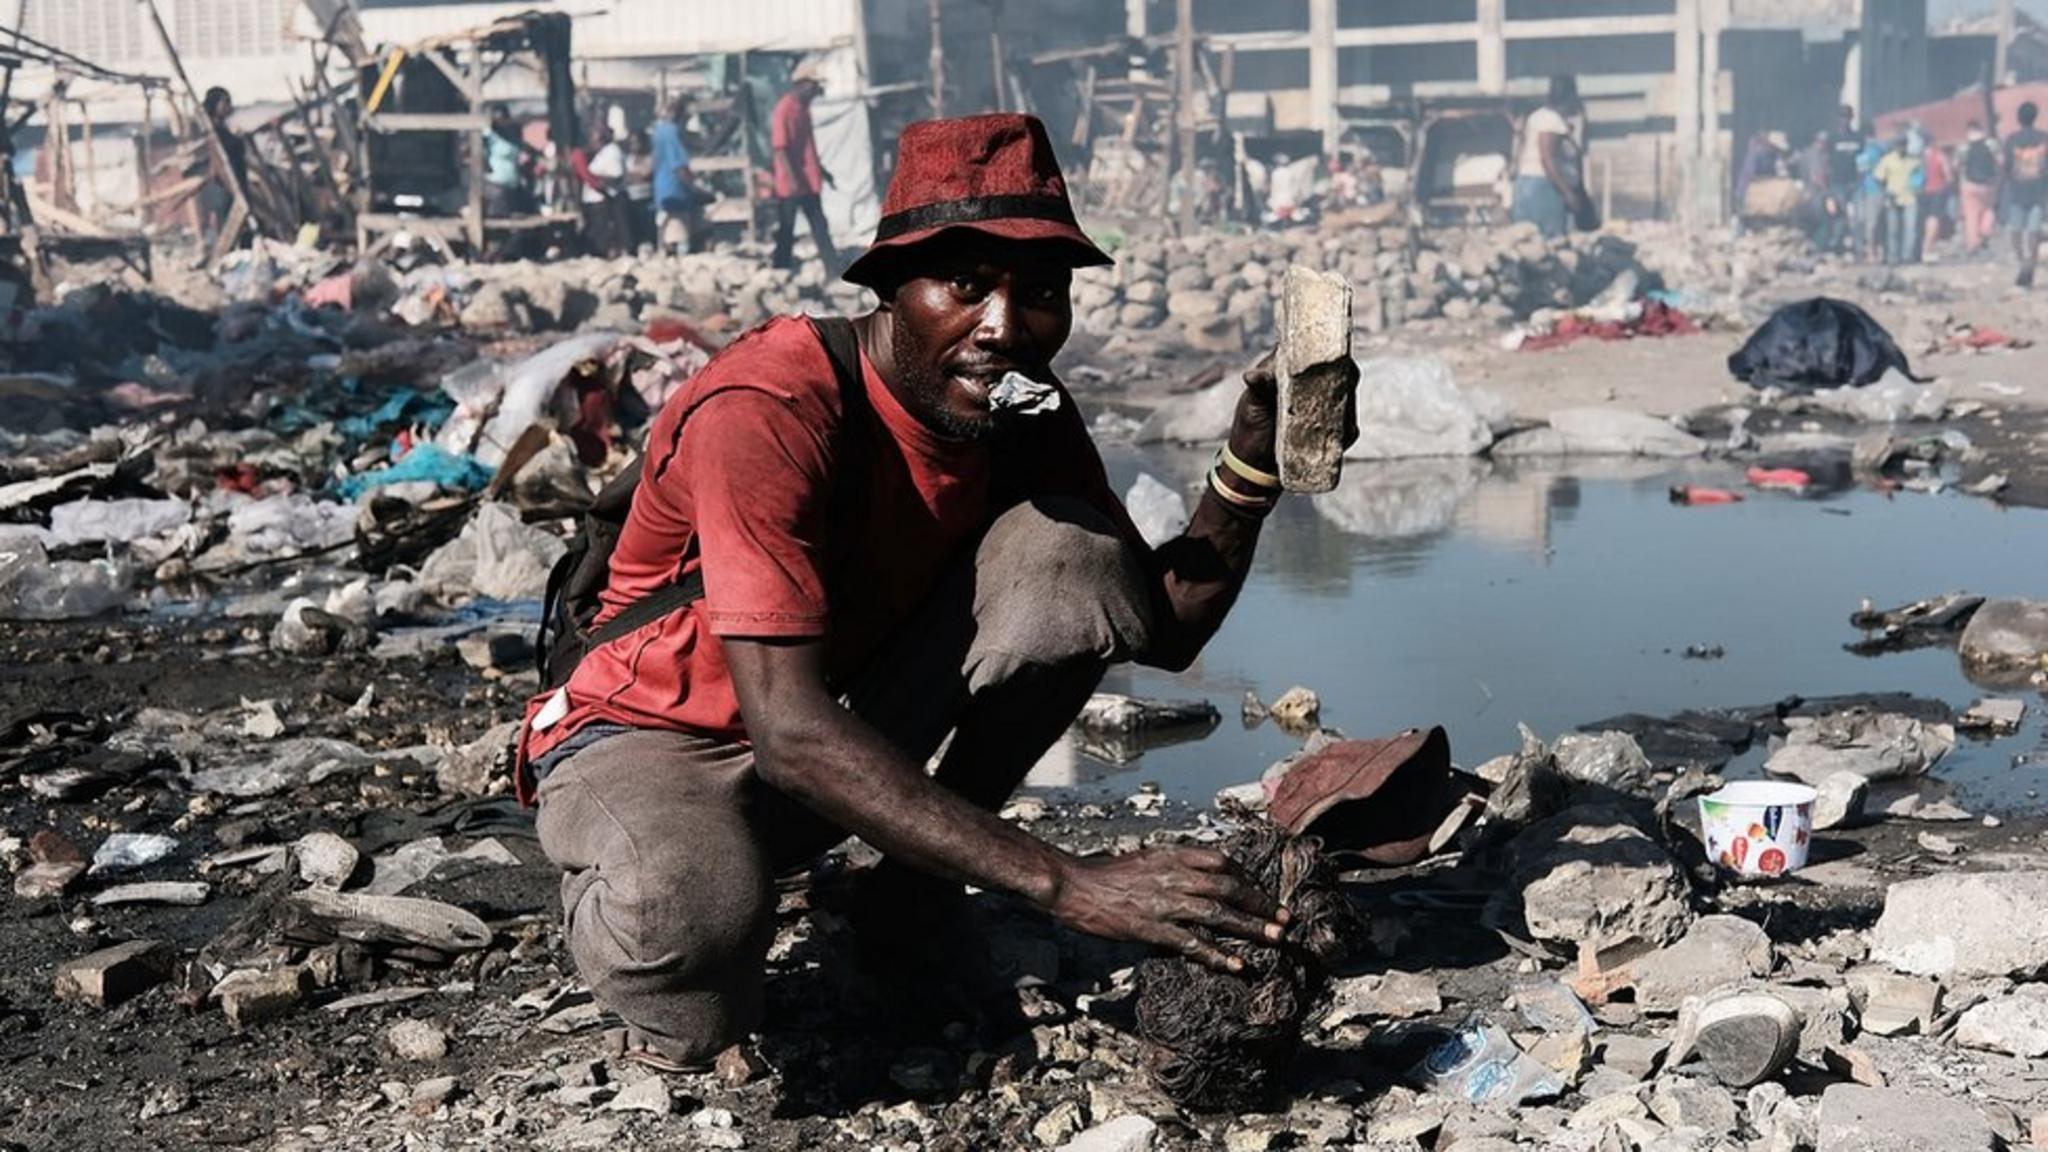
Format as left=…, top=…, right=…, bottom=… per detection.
left=1031, top=446, right=2048, bottom=811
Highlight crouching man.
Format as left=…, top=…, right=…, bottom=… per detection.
left=517, top=113, right=1354, bottom=1068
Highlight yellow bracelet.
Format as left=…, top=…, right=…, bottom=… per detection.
left=1220, top=444, right=1282, bottom=491
left=1209, top=467, right=1278, bottom=510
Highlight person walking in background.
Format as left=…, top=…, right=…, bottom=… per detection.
left=770, top=61, right=841, bottom=273
left=1511, top=75, right=1591, bottom=239
left=1873, top=135, right=1923, bottom=265
left=572, top=121, right=629, bottom=258
left=195, top=86, right=249, bottom=251
left=1960, top=121, right=2000, bottom=254
left=2005, top=102, right=2048, bottom=287
left=1821, top=104, right=1866, bottom=254
left=625, top=129, right=657, bottom=252
left=1855, top=130, right=1889, bottom=262
left=482, top=104, right=539, bottom=218
left=1918, top=135, right=1952, bottom=262
left=652, top=96, right=708, bottom=255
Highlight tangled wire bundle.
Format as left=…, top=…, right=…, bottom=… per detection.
left=1133, top=823, right=1362, bottom=1111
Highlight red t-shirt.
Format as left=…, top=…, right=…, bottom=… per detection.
left=520, top=315, right=1138, bottom=774
left=771, top=92, right=823, bottom=199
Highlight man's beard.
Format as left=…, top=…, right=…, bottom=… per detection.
left=890, top=310, right=1002, bottom=443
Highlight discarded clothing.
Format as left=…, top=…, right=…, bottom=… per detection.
left=1727, top=297, right=1925, bottom=391
left=1519, top=299, right=1696, bottom=352
left=335, top=443, right=494, bottom=501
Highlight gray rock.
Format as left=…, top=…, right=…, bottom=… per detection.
left=605, top=1076, right=672, bottom=1116
left=1957, top=598, right=2048, bottom=683
left=1870, top=871, right=2048, bottom=978
left=294, top=831, right=359, bottom=890
left=384, top=1018, right=449, bottom=1062
left=1553, top=730, right=1653, bottom=792
left=1765, top=710, right=1954, bottom=785
left=1165, top=289, right=1224, bottom=320
left=1955, top=983, right=2048, bottom=1057
left=1117, top=302, right=1164, bottom=329
left=14, top=859, right=85, bottom=899
left=1057, top=1115, right=1158, bottom=1152
left=53, top=939, right=174, bottom=1009
left=1135, top=377, right=1240, bottom=445
left=1648, top=1077, right=1739, bottom=1138
left=1847, top=970, right=1940, bottom=1037
left=217, top=966, right=309, bottom=1029
left=1812, top=771, right=1869, bottom=831
left=1629, top=915, right=1773, bottom=1010
left=1499, top=804, right=1694, bottom=951
left=1275, top=265, right=1353, bottom=493
left=1816, top=1084, right=1994, bottom=1152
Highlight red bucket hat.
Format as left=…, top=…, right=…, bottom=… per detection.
left=842, top=112, right=1113, bottom=288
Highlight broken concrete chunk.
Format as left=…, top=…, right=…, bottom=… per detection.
left=1551, top=730, right=1653, bottom=792
left=1812, top=771, right=1869, bottom=831
left=1764, top=710, right=1954, bottom=785
left=1057, top=1115, right=1158, bottom=1152
left=1628, top=915, right=1774, bottom=1011
left=1816, top=1084, right=1995, bottom=1152
left=384, top=1018, right=450, bottom=1062
left=1958, top=696, right=2026, bottom=734
left=1870, top=872, right=2048, bottom=979
left=1275, top=265, right=1354, bottom=493
left=14, top=860, right=86, bottom=899
left=605, top=1075, right=672, bottom=1116
left=217, top=966, right=309, bottom=1029
left=1495, top=804, right=1693, bottom=952
left=1847, top=971, right=1941, bottom=1037
left=294, top=831, right=360, bottom=889
left=1648, top=1076, right=1740, bottom=1139
left=1955, top=984, right=2048, bottom=1058
left=53, top=939, right=174, bottom=1009
left=1322, top=970, right=1442, bottom=1029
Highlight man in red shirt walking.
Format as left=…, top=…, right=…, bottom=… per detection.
left=520, top=113, right=1350, bottom=1069
left=769, top=61, right=841, bottom=273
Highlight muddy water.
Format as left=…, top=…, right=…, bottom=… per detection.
left=1034, top=446, right=2048, bottom=811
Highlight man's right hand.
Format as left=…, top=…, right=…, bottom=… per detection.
left=1047, top=845, right=1289, bottom=973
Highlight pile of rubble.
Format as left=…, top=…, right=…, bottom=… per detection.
left=1075, top=222, right=1671, bottom=357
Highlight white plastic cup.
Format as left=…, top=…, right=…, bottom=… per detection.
left=1698, top=780, right=1818, bottom=879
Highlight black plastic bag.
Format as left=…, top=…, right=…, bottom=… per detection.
left=1727, top=297, right=1927, bottom=392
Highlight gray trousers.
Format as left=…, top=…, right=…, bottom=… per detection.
left=535, top=498, right=1154, bottom=1062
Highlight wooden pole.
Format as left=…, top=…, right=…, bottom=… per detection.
left=464, top=38, right=484, bottom=253
left=1996, top=0, right=2015, bottom=87
left=1174, top=0, right=1195, bottom=230
left=136, top=0, right=255, bottom=258
left=928, top=0, right=945, bottom=116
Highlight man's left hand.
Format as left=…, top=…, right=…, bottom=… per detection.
left=1228, top=349, right=1360, bottom=479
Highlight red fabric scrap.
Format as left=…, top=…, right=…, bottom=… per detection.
left=1520, top=300, right=1697, bottom=352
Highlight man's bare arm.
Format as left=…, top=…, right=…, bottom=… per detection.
left=1140, top=353, right=1355, bottom=671
left=725, top=636, right=1286, bottom=970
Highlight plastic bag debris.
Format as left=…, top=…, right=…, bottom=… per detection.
left=436, top=334, right=623, bottom=467
left=89, top=832, right=180, bottom=875
left=1803, top=372, right=1951, bottom=424
left=0, top=539, right=130, bottom=620
left=46, top=498, right=192, bottom=547
left=1125, top=473, right=1189, bottom=548
left=418, top=503, right=566, bottom=603
left=1342, top=357, right=1504, bottom=460
left=187, top=737, right=381, bottom=797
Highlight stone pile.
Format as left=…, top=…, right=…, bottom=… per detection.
left=1074, top=222, right=1665, bottom=355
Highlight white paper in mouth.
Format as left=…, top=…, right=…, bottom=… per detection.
left=988, top=371, right=1062, bottom=416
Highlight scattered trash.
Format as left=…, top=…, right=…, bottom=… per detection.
left=1410, top=1017, right=1566, bottom=1107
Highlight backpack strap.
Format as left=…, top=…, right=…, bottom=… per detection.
left=580, top=315, right=866, bottom=654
